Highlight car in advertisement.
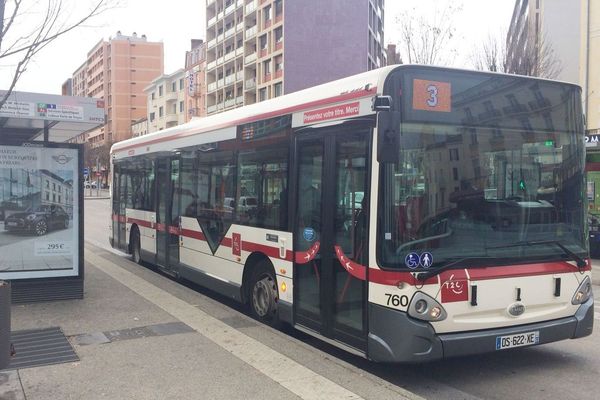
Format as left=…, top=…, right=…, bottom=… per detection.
left=4, top=205, right=70, bottom=236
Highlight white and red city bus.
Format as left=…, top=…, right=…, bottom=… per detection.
left=110, top=65, right=593, bottom=362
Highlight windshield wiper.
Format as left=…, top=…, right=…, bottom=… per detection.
left=416, top=256, right=496, bottom=282
left=486, top=240, right=586, bottom=269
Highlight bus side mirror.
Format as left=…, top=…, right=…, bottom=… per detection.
left=377, top=111, right=401, bottom=164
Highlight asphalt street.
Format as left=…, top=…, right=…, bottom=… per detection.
left=82, top=198, right=600, bottom=400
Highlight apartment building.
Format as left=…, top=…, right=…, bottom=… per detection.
left=507, top=0, right=600, bottom=210
left=66, top=32, right=164, bottom=146
left=131, top=117, right=149, bottom=138
left=185, top=39, right=208, bottom=121
left=145, top=69, right=187, bottom=133
left=205, top=0, right=385, bottom=115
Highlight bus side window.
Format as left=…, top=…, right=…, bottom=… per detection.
left=237, top=147, right=288, bottom=230
left=195, top=149, right=236, bottom=252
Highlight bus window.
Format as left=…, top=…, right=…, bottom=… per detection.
left=194, top=149, right=236, bottom=252
left=237, top=148, right=288, bottom=230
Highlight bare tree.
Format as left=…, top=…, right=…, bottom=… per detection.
left=394, top=2, right=463, bottom=66
left=471, top=29, right=562, bottom=79
left=0, top=0, right=113, bottom=109
left=470, top=33, right=507, bottom=73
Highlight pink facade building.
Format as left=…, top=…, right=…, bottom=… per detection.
left=67, top=32, right=164, bottom=146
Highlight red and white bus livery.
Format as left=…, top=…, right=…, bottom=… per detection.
left=110, top=65, right=593, bottom=362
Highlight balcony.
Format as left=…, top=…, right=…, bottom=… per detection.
left=208, top=16, right=217, bottom=26
left=236, top=96, right=244, bottom=105
left=245, top=78, right=256, bottom=90
left=217, top=56, right=224, bottom=65
left=207, top=104, right=217, bottom=114
left=208, top=82, right=217, bottom=92
left=217, top=33, right=224, bottom=42
left=225, top=3, right=235, bottom=15
left=207, top=60, right=217, bottom=70
left=274, top=41, right=283, bottom=51
left=225, top=74, right=236, bottom=86
left=245, top=25, right=257, bottom=39
left=275, top=70, right=282, bottom=79
left=264, top=19, right=272, bottom=29
left=165, top=91, right=178, bottom=102
left=259, top=48, right=268, bottom=58
left=225, top=27, right=235, bottom=39
left=225, top=99, right=236, bottom=108
left=236, top=47, right=244, bottom=57
left=263, top=73, right=272, bottom=83
left=165, top=113, right=179, bottom=124
left=245, top=52, right=257, bottom=64
left=224, top=51, right=236, bottom=62
left=218, top=78, right=225, bottom=87
left=236, top=71, right=244, bottom=81
left=246, top=0, right=257, bottom=14
left=237, top=21, right=244, bottom=31
left=208, top=38, right=217, bottom=48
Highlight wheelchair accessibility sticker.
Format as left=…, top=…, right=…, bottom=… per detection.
left=405, top=252, right=433, bottom=269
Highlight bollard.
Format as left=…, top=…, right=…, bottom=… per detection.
left=0, top=280, right=11, bottom=370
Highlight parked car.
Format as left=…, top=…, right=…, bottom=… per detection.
left=589, top=212, right=600, bottom=257
left=4, top=205, right=70, bottom=235
left=84, top=181, right=97, bottom=189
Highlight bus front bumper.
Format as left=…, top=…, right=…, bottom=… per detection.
left=367, top=297, right=594, bottom=363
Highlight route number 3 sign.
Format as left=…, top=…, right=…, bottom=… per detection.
left=412, top=79, right=452, bottom=112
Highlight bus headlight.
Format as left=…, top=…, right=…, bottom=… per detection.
left=572, top=276, right=592, bottom=305
left=408, top=292, right=447, bottom=322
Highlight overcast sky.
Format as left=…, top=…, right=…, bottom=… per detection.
left=0, top=0, right=515, bottom=95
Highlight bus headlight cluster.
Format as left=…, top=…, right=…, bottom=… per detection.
left=571, top=276, right=593, bottom=305
left=408, top=292, right=447, bottom=322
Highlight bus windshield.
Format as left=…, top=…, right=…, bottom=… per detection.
left=378, top=69, right=586, bottom=269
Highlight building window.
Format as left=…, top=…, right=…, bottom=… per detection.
left=263, top=60, right=271, bottom=76
left=449, top=148, right=459, bottom=161
left=173, top=103, right=177, bottom=114
left=52, top=183, right=56, bottom=191
left=275, top=27, right=283, bottom=43
left=159, top=85, right=163, bottom=96
left=150, top=112, right=155, bottom=121
left=151, top=92, right=155, bottom=100
left=259, top=88, right=267, bottom=102
left=179, top=78, right=184, bottom=90
left=159, top=106, right=164, bottom=117
left=172, top=81, right=176, bottom=92
left=274, top=83, right=282, bottom=97
left=46, top=180, right=49, bottom=188
left=53, top=193, right=56, bottom=202
left=58, top=195, right=61, bottom=203
left=180, top=101, right=184, bottom=112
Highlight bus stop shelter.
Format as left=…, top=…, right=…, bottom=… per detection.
left=0, top=90, right=104, bottom=303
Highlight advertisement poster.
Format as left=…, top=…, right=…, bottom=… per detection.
left=0, top=144, right=80, bottom=280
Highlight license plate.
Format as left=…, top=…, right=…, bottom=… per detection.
left=7, top=222, right=17, bottom=227
left=496, top=331, right=539, bottom=350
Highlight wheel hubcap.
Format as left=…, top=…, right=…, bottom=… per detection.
left=36, top=222, right=46, bottom=235
left=253, top=276, right=276, bottom=317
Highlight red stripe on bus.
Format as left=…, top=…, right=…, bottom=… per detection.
left=155, top=223, right=166, bottom=232
left=180, top=228, right=206, bottom=241
left=126, top=217, right=153, bottom=229
left=112, top=88, right=376, bottom=153
left=242, top=241, right=294, bottom=262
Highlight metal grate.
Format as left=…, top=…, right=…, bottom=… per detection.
left=4, top=327, right=79, bottom=370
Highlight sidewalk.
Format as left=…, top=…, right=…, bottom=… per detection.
left=0, top=243, right=418, bottom=400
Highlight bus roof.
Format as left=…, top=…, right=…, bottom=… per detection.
left=111, top=65, right=397, bottom=159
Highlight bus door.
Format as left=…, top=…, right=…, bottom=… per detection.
left=155, top=157, right=181, bottom=274
left=294, top=125, right=371, bottom=351
left=112, top=164, right=127, bottom=251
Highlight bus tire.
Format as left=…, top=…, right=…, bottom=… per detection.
left=249, top=261, right=280, bottom=327
left=130, top=227, right=142, bottom=265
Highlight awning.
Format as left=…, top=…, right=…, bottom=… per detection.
left=0, top=91, right=105, bottom=142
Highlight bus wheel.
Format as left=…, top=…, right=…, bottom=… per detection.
left=249, top=262, right=279, bottom=326
left=131, top=228, right=142, bottom=265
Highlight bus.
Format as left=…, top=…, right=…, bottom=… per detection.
left=110, top=65, right=593, bottom=362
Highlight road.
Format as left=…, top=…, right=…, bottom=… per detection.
left=84, top=198, right=600, bottom=400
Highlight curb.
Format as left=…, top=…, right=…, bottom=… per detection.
left=84, top=196, right=110, bottom=200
